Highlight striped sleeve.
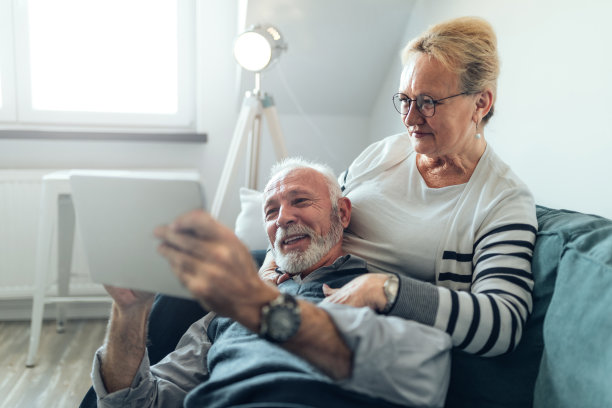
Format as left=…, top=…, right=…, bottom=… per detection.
left=389, top=220, right=537, bottom=356
left=433, top=222, right=536, bottom=356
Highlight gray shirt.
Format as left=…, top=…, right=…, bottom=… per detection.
left=92, top=255, right=451, bottom=407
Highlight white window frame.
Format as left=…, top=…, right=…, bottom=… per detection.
left=0, top=0, right=17, bottom=122
left=2, top=0, right=196, bottom=132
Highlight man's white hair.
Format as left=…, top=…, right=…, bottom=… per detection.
left=267, top=157, right=342, bottom=208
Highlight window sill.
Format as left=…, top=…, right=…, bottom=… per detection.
left=0, top=130, right=207, bottom=143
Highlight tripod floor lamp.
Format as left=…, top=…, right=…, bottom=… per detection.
left=210, top=25, right=289, bottom=219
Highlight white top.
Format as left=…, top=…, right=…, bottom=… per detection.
left=340, top=132, right=538, bottom=356
left=343, top=153, right=465, bottom=281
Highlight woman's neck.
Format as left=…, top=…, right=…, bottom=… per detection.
left=416, top=142, right=486, bottom=188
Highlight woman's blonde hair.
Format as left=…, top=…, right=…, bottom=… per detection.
left=402, top=16, right=499, bottom=123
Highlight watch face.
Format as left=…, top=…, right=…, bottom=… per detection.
left=260, top=293, right=301, bottom=343
left=268, top=307, right=300, bottom=341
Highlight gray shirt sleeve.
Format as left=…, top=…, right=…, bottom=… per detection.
left=319, top=302, right=452, bottom=408
left=92, top=315, right=213, bottom=408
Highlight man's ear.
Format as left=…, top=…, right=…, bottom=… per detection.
left=473, top=88, right=494, bottom=123
left=337, top=197, right=352, bottom=228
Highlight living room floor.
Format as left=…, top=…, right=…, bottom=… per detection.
left=0, top=319, right=107, bottom=408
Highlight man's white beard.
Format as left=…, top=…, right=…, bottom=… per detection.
left=273, top=214, right=343, bottom=276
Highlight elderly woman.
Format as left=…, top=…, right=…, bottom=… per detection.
left=267, top=16, right=537, bottom=357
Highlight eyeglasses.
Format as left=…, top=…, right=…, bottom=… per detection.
left=392, top=92, right=467, bottom=117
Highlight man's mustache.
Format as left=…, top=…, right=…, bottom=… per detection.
left=274, top=224, right=316, bottom=250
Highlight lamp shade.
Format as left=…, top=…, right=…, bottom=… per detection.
left=233, top=25, right=286, bottom=72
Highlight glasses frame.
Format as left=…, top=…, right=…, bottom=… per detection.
left=392, top=92, right=468, bottom=117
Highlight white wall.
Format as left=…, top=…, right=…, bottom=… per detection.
left=369, top=0, right=612, bottom=219
left=367, top=38, right=408, bottom=143
left=258, top=113, right=370, bottom=182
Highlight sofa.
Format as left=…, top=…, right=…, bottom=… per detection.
left=80, top=205, right=612, bottom=407
left=445, top=205, right=612, bottom=408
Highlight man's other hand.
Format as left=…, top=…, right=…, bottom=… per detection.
left=258, top=255, right=291, bottom=286
left=104, top=285, right=155, bottom=312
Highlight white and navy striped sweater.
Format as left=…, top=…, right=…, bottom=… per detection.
left=340, top=133, right=537, bottom=356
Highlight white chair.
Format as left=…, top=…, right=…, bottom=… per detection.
left=26, top=171, right=110, bottom=367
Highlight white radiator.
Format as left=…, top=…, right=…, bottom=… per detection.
left=0, top=170, right=100, bottom=301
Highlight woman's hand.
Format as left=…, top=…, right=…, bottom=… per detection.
left=321, top=273, right=389, bottom=312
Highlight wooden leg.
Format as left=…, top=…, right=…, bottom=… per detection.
left=56, top=194, right=75, bottom=333
left=26, top=183, right=56, bottom=367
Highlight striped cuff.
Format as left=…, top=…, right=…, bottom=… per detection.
left=389, top=275, right=439, bottom=326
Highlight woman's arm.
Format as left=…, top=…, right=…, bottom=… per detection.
left=325, top=187, right=537, bottom=357
left=390, top=185, right=537, bottom=356
left=437, top=221, right=536, bottom=355
left=324, top=221, right=535, bottom=357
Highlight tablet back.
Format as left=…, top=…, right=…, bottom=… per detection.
left=70, top=171, right=205, bottom=299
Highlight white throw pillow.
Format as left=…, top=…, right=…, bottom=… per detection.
left=234, top=187, right=268, bottom=250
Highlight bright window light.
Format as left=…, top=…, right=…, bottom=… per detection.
left=0, top=0, right=13, bottom=117
left=27, top=0, right=178, bottom=114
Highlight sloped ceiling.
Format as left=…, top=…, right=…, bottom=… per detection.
left=238, top=0, right=415, bottom=115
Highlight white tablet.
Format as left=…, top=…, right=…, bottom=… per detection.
left=70, top=171, right=205, bottom=299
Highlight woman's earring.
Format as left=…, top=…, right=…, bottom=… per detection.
left=475, top=121, right=482, bottom=139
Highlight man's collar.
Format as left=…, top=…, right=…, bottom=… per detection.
left=290, top=254, right=367, bottom=284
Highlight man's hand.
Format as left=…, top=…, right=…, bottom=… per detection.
left=321, top=273, right=389, bottom=312
left=258, top=253, right=291, bottom=286
left=104, top=285, right=155, bottom=313
left=100, top=286, right=155, bottom=393
left=154, top=210, right=278, bottom=329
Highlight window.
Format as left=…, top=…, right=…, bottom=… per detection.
left=0, top=0, right=17, bottom=122
left=0, top=0, right=196, bottom=131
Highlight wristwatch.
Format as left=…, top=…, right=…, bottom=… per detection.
left=380, top=273, right=399, bottom=314
left=259, top=293, right=301, bottom=343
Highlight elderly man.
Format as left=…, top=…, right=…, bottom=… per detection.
left=91, top=158, right=451, bottom=408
